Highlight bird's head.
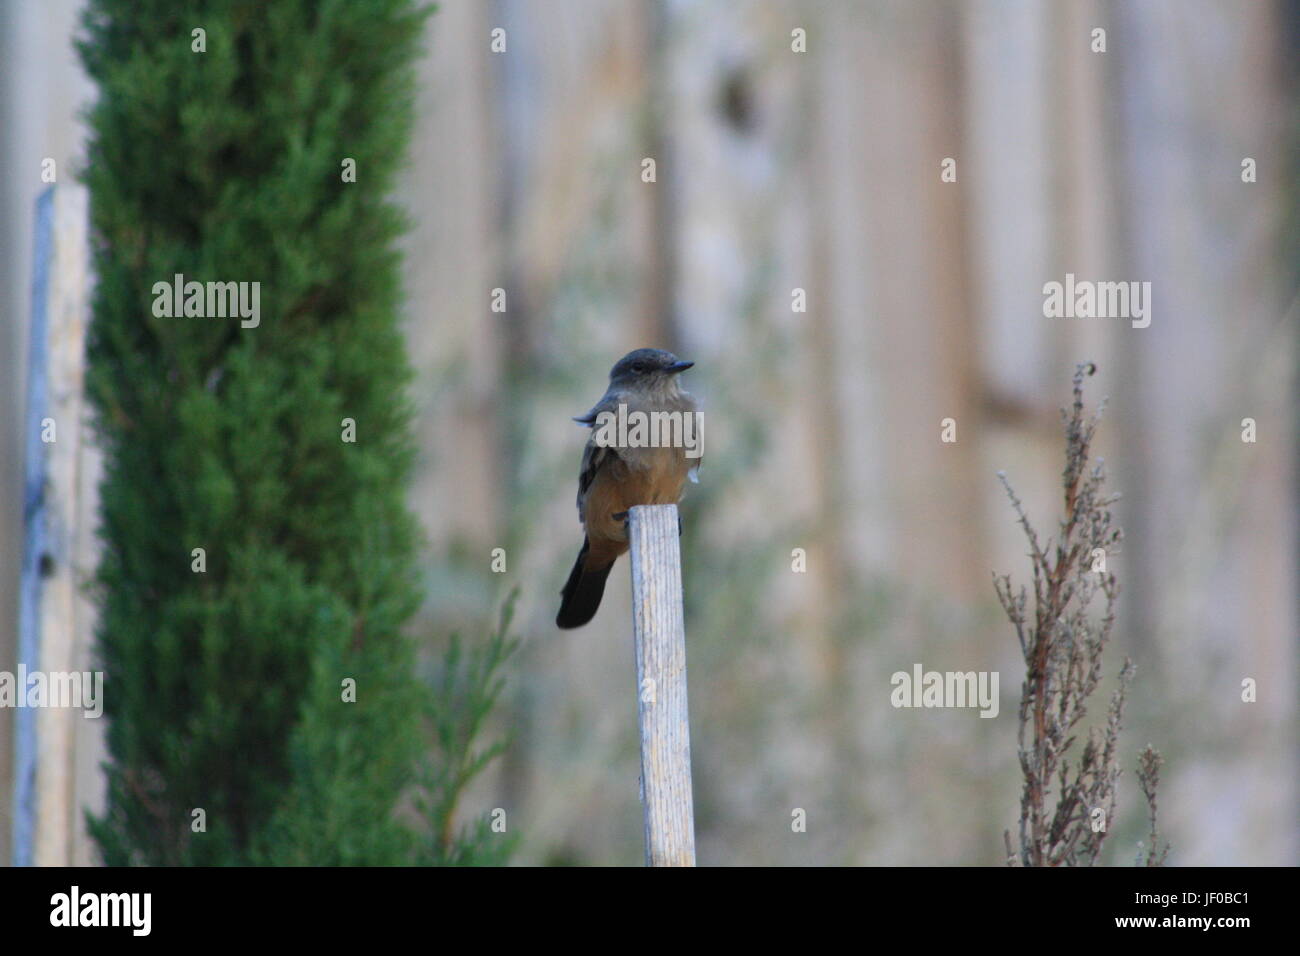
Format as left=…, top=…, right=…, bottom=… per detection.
left=608, top=348, right=694, bottom=391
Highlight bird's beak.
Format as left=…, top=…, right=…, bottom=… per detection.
left=666, top=360, right=694, bottom=374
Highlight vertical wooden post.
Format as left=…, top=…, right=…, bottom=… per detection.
left=15, top=184, right=92, bottom=866
left=627, top=503, right=696, bottom=867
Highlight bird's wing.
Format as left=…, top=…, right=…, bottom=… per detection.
left=573, top=389, right=624, bottom=515
left=573, top=386, right=624, bottom=427
left=577, top=438, right=618, bottom=516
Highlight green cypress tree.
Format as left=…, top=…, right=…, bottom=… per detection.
left=78, top=0, right=434, bottom=865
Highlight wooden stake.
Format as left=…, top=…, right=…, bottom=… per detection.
left=627, top=504, right=696, bottom=866
left=15, top=184, right=92, bottom=866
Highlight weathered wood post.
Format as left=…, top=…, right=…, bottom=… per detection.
left=14, top=184, right=93, bottom=866
left=626, top=503, right=696, bottom=866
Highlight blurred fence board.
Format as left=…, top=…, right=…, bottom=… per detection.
left=0, top=0, right=100, bottom=870
left=1113, top=0, right=1296, bottom=865
left=14, top=183, right=100, bottom=866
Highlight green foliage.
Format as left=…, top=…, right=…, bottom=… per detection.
left=415, top=592, right=521, bottom=866
left=78, top=0, right=439, bottom=864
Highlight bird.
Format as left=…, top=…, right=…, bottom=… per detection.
left=556, top=348, right=700, bottom=629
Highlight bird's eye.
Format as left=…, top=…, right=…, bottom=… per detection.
left=632, top=362, right=646, bottom=373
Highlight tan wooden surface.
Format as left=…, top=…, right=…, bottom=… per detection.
left=628, top=504, right=696, bottom=866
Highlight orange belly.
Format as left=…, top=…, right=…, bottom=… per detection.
left=582, top=447, right=691, bottom=556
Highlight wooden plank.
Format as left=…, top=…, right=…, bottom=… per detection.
left=14, top=183, right=92, bottom=866
left=627, top=504, right=696, bottom=866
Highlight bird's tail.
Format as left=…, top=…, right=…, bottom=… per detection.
left=556, top=538, right=615, bottom=629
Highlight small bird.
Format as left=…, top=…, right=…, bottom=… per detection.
left=556, top=348, right=700, bottom=629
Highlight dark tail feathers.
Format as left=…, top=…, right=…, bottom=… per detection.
left=556, top=539, right=614, bottom=629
